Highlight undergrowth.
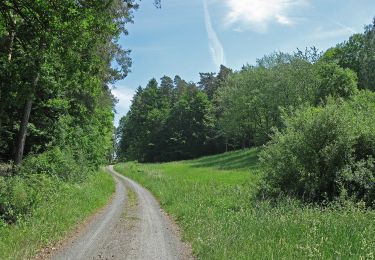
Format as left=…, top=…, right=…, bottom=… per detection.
left=0, top=169, right=114, bottom=260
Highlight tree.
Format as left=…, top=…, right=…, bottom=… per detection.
left=314, top=62, right=358, bottom=105
left=216, top=52, right=322, bottom=146
left=160, top=75, right=174, bottom=99
left=198, top=72, right=217, bottom=100
left=117, top=78, right=171, bottom=162
left=322, top=18, right=375, bottom=91
left=0, top=0, right=140, bottom=166
left=164, top=87, right=215, bottom=160
left=117, top=75, right=216, bottom=162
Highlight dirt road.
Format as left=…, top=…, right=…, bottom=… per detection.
left=52, top=166, right=193, bottom=260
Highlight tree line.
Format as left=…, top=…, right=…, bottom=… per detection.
left=116, top=66, right=231, bottom=162
left=117, top=18, right=375, bottom=205
left=117, top=19, right=374, bottom=164
left=0, top=0, right=141, bottom=172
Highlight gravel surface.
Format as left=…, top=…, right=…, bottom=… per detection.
left=52, top=166, right=193, bottom=260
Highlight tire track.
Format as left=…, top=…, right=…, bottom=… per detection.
left=51, top=166, right=192, bottom=260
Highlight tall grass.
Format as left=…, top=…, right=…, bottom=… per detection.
left=115, top=149, right=375, bottom=259
left=0, top=169, right=115, bottom=260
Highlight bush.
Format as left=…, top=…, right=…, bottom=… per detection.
left=0, top=174, right=56, bottom=223
left=19, top=147, right=89, bottom=182
left=0, top=146, right=91, bottom=222
left=0, top=145, right=100, bottom=223
left=260, top=91, right=375, bottom=205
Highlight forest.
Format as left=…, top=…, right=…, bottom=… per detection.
left=117, top=18, right=375, bottom=205
left=0, top=0, right=374, bottom=257
left=0, top=0, right=149, bottom=236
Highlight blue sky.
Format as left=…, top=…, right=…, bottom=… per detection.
left=112, top=0, right=375, bottom=125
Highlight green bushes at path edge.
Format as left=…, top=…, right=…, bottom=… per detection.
left=0, top=146, right=94, bottom=224
left=0, top=173, right=56, bottom=223
left=19, top=147, right=91, bottom=182
left=261, top=91, right=375, bottom=205
left=0, top=169, right=115, bottom=259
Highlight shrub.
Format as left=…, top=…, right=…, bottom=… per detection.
left=0, top=174, right=56, bottom=223
left=19, top=147, right=89, bottom=182
left=1, top=145, right=99, bottom=223
left=260, top=91, right=375, bottom=205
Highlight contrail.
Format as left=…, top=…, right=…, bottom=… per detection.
left=203, top=0, right=226, bottom=68
left=329, top=19, right=357, bottom=34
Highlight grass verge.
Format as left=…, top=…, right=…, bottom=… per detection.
left=115, top=149, right=375, bottom=259
left=0, top=169, right=115, bottom=259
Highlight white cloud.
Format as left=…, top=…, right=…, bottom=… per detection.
left=224, top=0, right=307, bottom=32
left=112, top=87, right=135, bottom=111
left=112, top=86, right=136, bottom=126
left=276, top=14, right=292, bottom=25
left=203, top=0, right=226, bottom=68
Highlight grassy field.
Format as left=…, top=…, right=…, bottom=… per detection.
left=115, top=149, right=375, bottom=259
left=0, top=169, right=115, bottom=260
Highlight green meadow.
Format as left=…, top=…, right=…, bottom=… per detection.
left=115, top=149, right=375, bottom=259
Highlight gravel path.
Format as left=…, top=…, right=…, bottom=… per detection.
left=52, top=166, right=193, bottom=260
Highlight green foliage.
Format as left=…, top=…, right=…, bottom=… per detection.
left=216, top=52, right=321, bottom=146
left=0, top=170, right=114, bottom=259
left=117, top=19, right=375, bottom=165
left=117, top=77, right=216, bottom=162
left=0, top=0, right=139, bottom=236
left=198, top=65, right=232, bottom=100
left=115, top=150, right=375, bottom=259
left=164, top=89, right=215, bottom=161
left=261, top=91, right=375, bottom=205
left=315, top=62, right=358, bottom=104
left=19, top=147, right=89, bottom=182
left=0, top=174, right=55, bottom=223
left=0, top=144, right=94, bottom=223
left=0, top=0, right=132, bottom=163
left=216, top=51, right=360, bottom=148
left=322, top=18, right=375, bottom=91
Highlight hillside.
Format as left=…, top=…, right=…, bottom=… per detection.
left=115, top=149, right=375, bottom=259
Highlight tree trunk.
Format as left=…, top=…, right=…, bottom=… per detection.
left=8, top=29, right=15, bottom=62
left=14, top=72, right=39, bottom=164
left=14, top=34, right=45, bottom=165
left=14, top=98, right=33, bottom=164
